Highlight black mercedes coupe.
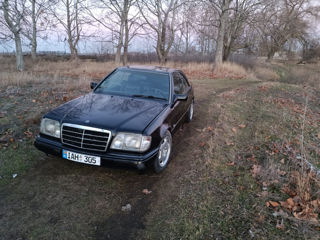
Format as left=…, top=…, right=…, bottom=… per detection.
left=34, top=66, right=194, bottom=172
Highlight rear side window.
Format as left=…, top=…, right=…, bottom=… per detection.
left=173, top=72, right=189, bottom=94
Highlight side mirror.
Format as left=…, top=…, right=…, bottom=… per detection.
left=175, top=94, right=188, bottom=101
left=171, top=94, right=188, bottom=108
left=90, top=82, right=98, bottom=89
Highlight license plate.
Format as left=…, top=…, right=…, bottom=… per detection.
left=62, top=150, right=101, bottom=166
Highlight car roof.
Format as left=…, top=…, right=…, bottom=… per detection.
left=118, top=65, right=178, bottom=73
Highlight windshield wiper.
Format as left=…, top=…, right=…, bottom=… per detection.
left=131, top=94, right=167, bottom=101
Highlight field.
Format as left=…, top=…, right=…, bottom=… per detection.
left=0, top=56, right=319, bottom=239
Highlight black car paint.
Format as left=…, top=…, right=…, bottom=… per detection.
left=34, top=66, right=194, bottom=168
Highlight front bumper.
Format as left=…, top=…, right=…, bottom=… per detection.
left=34, top=136, right=159, bottom=167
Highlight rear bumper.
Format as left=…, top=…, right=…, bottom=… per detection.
left=34, top=136, right=158, bottom=167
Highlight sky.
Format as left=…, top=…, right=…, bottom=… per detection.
left=1, top=0, right=319, bottom=55
left=0, top=34, right=155, bottom=54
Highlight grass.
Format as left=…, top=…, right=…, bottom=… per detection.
left=0, top=140, right=38, bottom=182
left=138, top=66, right=320, bottom=239
left=214, top=61, right=249, bottom=79
left=0, top=57, right=250, bottom=89
left=254, top=66, right=280, bottom=81
left=0, top=57, right=319, bottom=239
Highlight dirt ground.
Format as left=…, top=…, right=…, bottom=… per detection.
left=0, top=60, right=319, bottom=239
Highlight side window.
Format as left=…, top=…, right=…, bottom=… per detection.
left=173, top=72, right=184, bottom=94
left=179, top=73, right=189, bottom=90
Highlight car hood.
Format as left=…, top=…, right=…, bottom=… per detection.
left=46, top=93, right=167, bottom=133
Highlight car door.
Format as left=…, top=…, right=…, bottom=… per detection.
left=170, top=72, right=188, bottom=131
left=178, top=71, right=193, bottom=108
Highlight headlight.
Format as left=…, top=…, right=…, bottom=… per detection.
left=40, top=118, right=61, bottom=138
left=110, top=133, right=151, bottom=152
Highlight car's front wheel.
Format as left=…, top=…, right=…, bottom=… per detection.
left=153, top=130, right=172, bottom=173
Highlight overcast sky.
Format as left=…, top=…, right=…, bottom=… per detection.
left=1, top=0, right=319, bottom=55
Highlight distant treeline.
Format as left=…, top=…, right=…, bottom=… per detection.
left=1, top=51, right=260, bottom=70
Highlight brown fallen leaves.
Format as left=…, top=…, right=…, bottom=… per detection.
left=225, top=140, right=234, bottom=146
left=292, top=200, right=319, bottom=222
left=207, top=126, right=214, bottom=132
left=226, top=161, right=235, bottom=166
left=267, top=201, right=280, bottom=207
left=24, top=130, right=33, bottom=138
left=258, top=85, right=269, bottom=92
left=282, top=185, right=297, bottom=197
left=276, top=219, right=285, bottom=230
left=279, top=170, right=287, bottom=176
left=251, top=164, right=261, bottom=177
left=267, top=196, right=320, bottom=224
left=142, top=189, right=152, bottom=195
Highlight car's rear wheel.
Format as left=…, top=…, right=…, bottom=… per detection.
left=186, top=100, right=194, bottom=122
left=153, top=130, right=172, bottom=173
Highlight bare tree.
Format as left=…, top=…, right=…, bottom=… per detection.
left=22, top=0, right=52, bottom=60
left=178, top=1, right=198, bottom=55
left=255, top=0, right=318, bottom=61
left=51, top=0, right=86, bottom=59
left=208, top=0, right=231, bottom=64
left=138, top=0, right=185, bottom=64
left=87, top=0, right=140, bottom=65
left=1, top=0, right=27, bottom=70
left=222, top=0, right=261, bottom=61
left=193, top=3, right=217, bottom=56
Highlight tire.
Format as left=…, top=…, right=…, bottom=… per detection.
left=153, top=130, right=172, bottom=173
left=186, top=100, right=194, bottom=123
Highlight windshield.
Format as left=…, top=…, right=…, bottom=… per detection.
left=94, top=69, right=170, bottom=100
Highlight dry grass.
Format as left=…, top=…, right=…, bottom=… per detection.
left=32, top=60, right=120, bottom=79
left=214, top=62, right=249, bottom=79
left=0, top=72, right=35, bottom=87
left=287, top=65, right=320, bottom=89
left=254, top=66, right=280, bottom=81
left=33, top=60, right=216, bottom=80
left=0, top=59, right=218, bottom=95
left=1, top=58, right=250, bottom=91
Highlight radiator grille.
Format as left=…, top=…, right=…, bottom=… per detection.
left=61, top=124, right=111, bottom=152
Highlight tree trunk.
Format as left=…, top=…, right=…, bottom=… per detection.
left=69, top=44, right=78, bottom=59
left=115, top=45, right=121, bottom=63
left=14, top=33, right=24, bottom=71
left=123, top=20, right=129, bottom=65
left=122, top=0, right=129, bottom=66
left=159, top=56, right=167, bottom=65
left=31, top=0, right=37, bottom=61
left=115, top=19, right=125, bottom=64
left=3, top=0, right=24, bottom=70
left=223, top=45, right=231, bottom=61
left=66, top=0, right=78, bottom=60
left=156, top=40, right=167, bottom=65
left=215, top=0, right=230, bottom=65
left=223, top=37, right=233, bottom=61
left=185, top=22, right=189, bottom=55
left=31, top=36, right=37, bottom=61
left=267, top=50, right=276, bottom=61
left=156, top=44, right=164, bottom=64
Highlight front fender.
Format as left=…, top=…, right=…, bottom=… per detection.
left=159, top=124, right=170, bottom=138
